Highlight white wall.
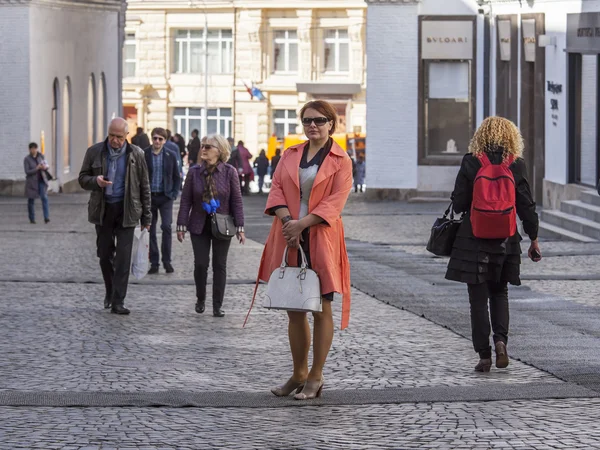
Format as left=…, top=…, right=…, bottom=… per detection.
left=0, top=7, right=31, bottom=182
left=28, top=4, right=120, bottom=187
left=366, top=3, right=419, bottom=189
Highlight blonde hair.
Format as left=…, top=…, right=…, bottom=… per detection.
left=468, top=116, right=524, bottom=161
left=205, top=134, right=231, bottom=163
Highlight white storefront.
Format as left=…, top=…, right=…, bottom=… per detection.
left=366, top=0, right=600, bottom=207
left=0, top=0, right=125, bottom=195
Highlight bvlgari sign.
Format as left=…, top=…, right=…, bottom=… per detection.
left=567, top=12, right=600, bottom=53
left=421, top=20, right=474, bottom=60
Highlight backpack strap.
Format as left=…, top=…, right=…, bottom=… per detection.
left=503, top=155, right=515, bottom=167
left=477, top=153, right=491, bottom=167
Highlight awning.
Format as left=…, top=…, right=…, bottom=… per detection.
left=296, top=83, right=362, bottom=96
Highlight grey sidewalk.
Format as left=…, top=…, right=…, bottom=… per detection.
left=2, top=194, right=600, bottom=449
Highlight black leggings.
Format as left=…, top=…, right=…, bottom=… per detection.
left=190, top=221, right=232, bottom=310
left=467, top=281, right=509, bottom=359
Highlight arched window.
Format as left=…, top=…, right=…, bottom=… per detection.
left=52, top=78, right=61, bottom=176
left=63, top=77, right=72, bottom=173
left=98, top=73, right=107, bottom=137
left=88, top=74, right=97, bottom=146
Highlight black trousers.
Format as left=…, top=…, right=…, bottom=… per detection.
left=190, top=219, right=232, bottom=310
left=467, top=281, right=509, bottom=359
left=95, top=202, right=135, bottom=307
left=149, top=193, right=173, bottom=267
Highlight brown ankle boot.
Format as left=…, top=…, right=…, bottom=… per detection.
left=474, top=358, right=492, bottom=372
left=495, top=341, right=509, bottom=368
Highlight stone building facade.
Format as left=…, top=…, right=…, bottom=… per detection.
left=0, top=0, right=126, bottom=195
left=122, top=0, right=367, bottom=154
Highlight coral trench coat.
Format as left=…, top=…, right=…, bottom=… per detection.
left=248, top=140, right=354, bottom=330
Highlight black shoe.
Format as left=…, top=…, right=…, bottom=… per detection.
left=111, top=305, right=130, bottom=315
left=30, top=220, right=36, bottom=224
left=213, top=309, right=225, bottom=317
left=44, top=218, right=50, bottom=224
left=195, top=302, right=206, bottom=314
left=104, top=295, right=111, bottom=309
left=164, top=263, right=174, bottom=274
left=148, top=265, right=159, bottom=275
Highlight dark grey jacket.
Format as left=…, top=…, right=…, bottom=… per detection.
left=24, top=153, right=49, bottom=199
left=143, top=146, right=181, bottom=200
left=78, top=140, right=152, bottom=228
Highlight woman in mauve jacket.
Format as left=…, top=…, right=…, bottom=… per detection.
left=446, top=116, right=541, bottom=373
left=176, top=134, right=245, bottom=318
left=248, top=100, right=353, bottom=400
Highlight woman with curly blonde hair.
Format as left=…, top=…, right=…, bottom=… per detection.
left=445, top=116, right=541, bottom=372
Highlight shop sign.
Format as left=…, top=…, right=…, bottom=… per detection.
left=421, top=20, right=473, bottom=60
left=567, top=12, right=600, bottom=53
left=522, top=19, right=536, bottom=62
left=498, top=20, right=511, bottom=61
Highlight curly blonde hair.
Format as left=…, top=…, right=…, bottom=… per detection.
left=468, top=116, right=524, bottom=161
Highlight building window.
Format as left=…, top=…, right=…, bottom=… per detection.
left=174, top=29, right=233, bottom=74
left=173, top=107, right=232, bottom=139
left=273, top=109, right=297, bottom=139
left=207, top=108, right=232, bottom=137
left=88, top=74, right=97, bottom=147
left=63, top=77, right=72, bottom=173
left=273, top=30, right=298, bottom=73
left=123, top=32, right=136, bottom=78
left=324, top=29, right=350, bottom=73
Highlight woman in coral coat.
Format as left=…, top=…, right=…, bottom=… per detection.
left=252, top=100, right=353, bottom=400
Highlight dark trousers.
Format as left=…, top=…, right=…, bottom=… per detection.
left=467, top=281, right=509, bottom=359
left=28, top=182, right=49, bottom=221
left=258, top=175, right=266, bottom=192
left=149, top=193, right=173, bottom=267
left=95, top=202, right=135, bottom=306
left=190, top=220, right=232, bottom=311
left=239, top=174, right=250, bottom=195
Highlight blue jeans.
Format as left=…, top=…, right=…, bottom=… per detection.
left=28, top=182, right=49, bottom=222
left=149, top=193, right=174, bottom=267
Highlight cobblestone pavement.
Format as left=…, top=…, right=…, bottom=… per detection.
left=2, top=193, right=600, bottom=449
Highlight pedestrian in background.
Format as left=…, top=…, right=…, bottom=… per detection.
left=236, top=140, right=254, bottom=195
left=254, top=149, right=270, bottom=194
left=24, top=142, right=50, bottom=224
left=354, top=154, right=366, bottom=192
left=187, top=129, right=201, bottom=166
left=257, top=100, right=352, bottom=400
left=445, top=116, right=541, bottom=372
left=270, top=148, right=281, bottom=177
left=131, top=127, right=150, bottom=149
left=78, top=118, right=152, bottom=314
left=144, top=127, right=181, bottom=274
left=176, top=134, right=245, bottom=318
left=173, top=133, right=187, bottom=165
left=165, top=129, right=183, bottom=174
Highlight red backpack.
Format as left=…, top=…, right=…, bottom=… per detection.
left=470, top=153, right=517, bottom=239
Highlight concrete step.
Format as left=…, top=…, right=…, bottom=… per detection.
left=561, top=200, right=600, bottom=223
left=538, top=221, right=598, bottom=243
left=581, top=189, right=600, bottom=207
left=541, top=209, right=600, bottom=240
left=407, top=197, right=451, bottom=203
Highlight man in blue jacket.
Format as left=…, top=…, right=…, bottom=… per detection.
left=144, top=127, right=181, bottom=274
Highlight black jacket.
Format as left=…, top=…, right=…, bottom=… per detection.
left=187, top=137, right=201, bottom=165
left=143, top=147, right=181, bottom=200
left=78, top=141, right=152, bottom=228
left=445, top=151, right=539, bottom=286
left=132, top=133, right=150, bottom=150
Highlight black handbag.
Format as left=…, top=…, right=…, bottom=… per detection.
left=426, top=203, right=464, bottom=257
left=211, top=213, right=236, bottom=240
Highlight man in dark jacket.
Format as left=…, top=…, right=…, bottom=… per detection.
left=270, top=148, right=281, bottom=177
left=187, top=129, right=201, bottom=166
left=24, top=142, right=51, bottom=224
left=131, top=127, right=150, bottom=149
left=78, top=118, right=152, bottom=315
left=144, top=127, right=181, bottom=274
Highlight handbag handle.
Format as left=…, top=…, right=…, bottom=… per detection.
left=444, top=202, right=455, bottom=220
left=280, top=245, right=308, bottom=269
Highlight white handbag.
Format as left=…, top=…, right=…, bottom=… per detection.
left=263, top=246, right=322, bottom=312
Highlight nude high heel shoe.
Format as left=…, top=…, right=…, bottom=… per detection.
left=271, top=378, right=306, bottom=397
left=294, top=378, right=324, bottom=400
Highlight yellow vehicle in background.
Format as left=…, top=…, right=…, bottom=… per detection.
left=267, top=132, right=365, bottom=160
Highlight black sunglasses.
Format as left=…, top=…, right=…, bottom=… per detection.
left=201, top=144, right=216, bottom=149
left=302, top=117, right=330, bottom=126
left=152, top=136, right=165, bottom=141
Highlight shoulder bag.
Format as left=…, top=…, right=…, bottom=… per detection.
left=211, top=213, right=236, bottom=240
left=263, top=246, right=322, bottom=313
left=426, top=202, right=464, bottom=257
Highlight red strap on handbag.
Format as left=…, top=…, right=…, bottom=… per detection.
left=243, top=276, right=261, bottom=327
